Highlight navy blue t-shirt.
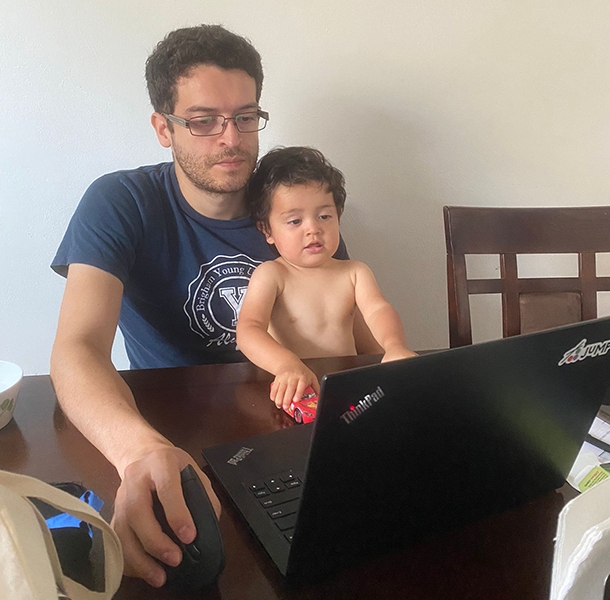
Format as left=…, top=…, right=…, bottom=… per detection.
left=52, top=162, right=347, bottom=369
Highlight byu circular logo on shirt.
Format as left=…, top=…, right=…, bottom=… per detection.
left=184, top=254, right=261, bottom=348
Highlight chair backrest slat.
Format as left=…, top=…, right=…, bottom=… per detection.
left=466, top=278, right=610, bottom=295
left=447, top=254, right=472, bottom=346
left=580, top=252, right=597, bottom=320
left=445, top=206, right=610, bottom=255
left=501, top=253, right=520, bottom=337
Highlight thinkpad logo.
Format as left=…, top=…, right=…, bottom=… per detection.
left=558, top=338, right=610, bottom=366
left=184, top=254, right=261, bottom=349
left=227, top=447, right=254, bottom=466
left=340, top=386, right=386, bottom=425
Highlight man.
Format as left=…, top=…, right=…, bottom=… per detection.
left=51, top=24, right=375, bottom=587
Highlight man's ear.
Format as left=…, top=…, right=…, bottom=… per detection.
left=257, top=221, right=274, bottom=245
left=151, top=112, right=172, bottom=149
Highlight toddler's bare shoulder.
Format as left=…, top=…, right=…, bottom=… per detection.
left=255, top=258, right=285, bottom=273
left=332, top=259, right=368, bottom=285
left=252, top=259, right=288, bottom=288
left=340, top=260, right=373, bottom=276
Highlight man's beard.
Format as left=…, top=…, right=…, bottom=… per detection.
left=172, top=143, right=258, bottom=194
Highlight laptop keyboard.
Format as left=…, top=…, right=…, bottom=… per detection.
left=245, top=470, right=303, bottom=543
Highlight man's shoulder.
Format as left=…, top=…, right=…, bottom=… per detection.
left=91, top=162, right=173, bottom=194
left=79, top=162, right=176, bottom=219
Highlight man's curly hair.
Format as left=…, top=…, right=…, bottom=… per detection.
left=145, top=24, right=263, bottom=114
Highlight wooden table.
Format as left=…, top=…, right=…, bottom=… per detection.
left=0, top=355, right=580, bottom=600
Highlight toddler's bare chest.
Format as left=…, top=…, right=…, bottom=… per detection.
left=274, top=273, right=355, bottom=326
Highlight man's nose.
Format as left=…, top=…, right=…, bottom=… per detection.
left=217, top=119, right=242, bottom=147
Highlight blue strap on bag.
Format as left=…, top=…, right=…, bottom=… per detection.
left=29, top=482, right=106, bottom=589
left=45, top=489, right=104, bottom=536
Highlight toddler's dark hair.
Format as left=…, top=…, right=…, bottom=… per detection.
left=247, top=146, right=346, bottom=229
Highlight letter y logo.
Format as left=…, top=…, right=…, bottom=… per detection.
left=219, top=286, right=248, bottom=326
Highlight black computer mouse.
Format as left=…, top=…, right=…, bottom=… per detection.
left=152, top=464, right=225, bottom=590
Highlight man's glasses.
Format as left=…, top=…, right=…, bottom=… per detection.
left=162, top=109, right=269, bottom=137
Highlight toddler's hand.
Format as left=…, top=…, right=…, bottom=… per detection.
left=271, top=361, right=320, bottom=410
left=381, top=345, right=418, bottom=363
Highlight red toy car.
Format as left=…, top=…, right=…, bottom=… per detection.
left=286, top=386, right=319, bottom=424
left=271, top=384, right=319, bottom=424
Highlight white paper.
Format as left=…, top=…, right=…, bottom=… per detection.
left=551, top=478, right=610, bottom=600
left=589, top=417, right=610, bottom=447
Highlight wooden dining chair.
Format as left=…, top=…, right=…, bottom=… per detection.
left=444, top=205, right=610, bottom=348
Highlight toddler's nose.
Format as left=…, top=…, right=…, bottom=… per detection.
left=305, top=219, right=321, bottom=234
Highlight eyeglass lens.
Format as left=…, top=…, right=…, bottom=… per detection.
left=189, top=113, right=265, bottom=136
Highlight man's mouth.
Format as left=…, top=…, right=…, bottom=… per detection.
left=215, top=157, right=244, bottom=168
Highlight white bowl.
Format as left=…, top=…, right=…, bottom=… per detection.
left=0, top=361, right=23, bottom=430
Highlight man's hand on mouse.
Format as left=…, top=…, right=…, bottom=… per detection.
left=111, top=444, right=221, bottom=588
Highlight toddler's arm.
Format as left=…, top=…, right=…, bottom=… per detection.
left=353, top=262, right=417, bottom=363
left=236, top=263, right=319, bottom=409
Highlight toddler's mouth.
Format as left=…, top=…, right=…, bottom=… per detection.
left=305, top=242, right=324, bottom=253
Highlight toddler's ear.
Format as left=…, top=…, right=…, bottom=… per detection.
left=257, top=221, right=274, bottom=245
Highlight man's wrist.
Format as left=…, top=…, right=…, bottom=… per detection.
left=115, top=435, right=175, bottom=480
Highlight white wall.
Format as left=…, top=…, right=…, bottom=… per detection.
left=1, top=1, right=609, bottom=374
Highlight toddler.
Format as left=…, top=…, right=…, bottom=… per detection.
left=236, top=147, right=416, bottom=409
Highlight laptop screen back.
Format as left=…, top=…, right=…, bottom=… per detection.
left=287, top=318, right=610, bottom=576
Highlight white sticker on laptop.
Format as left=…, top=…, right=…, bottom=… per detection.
left=559, top=338, right=610, bottom=366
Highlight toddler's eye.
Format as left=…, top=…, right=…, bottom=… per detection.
left=319, top=214, right=332, bottom=220
left=287, top=219, right=302, bottom=226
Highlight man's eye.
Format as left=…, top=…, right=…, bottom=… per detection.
left=237, top=114, right=255, bottom=123
left=188, top=116, right=221, bottom=135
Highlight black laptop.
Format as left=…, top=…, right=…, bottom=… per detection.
left=202, top=317, right=610, bottom=580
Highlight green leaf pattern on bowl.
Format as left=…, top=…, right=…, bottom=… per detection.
left=0, top=398, right=14, bottom=412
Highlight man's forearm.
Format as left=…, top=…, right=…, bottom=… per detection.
left=50, top=341, right=171, bottom=478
